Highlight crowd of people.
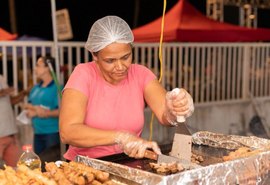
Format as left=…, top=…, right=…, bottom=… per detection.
left=0, top=15, right=194, bottom=168
left=0, top=56, right=62, bottom=168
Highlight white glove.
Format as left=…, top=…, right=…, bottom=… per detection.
left=164, top=88, right=194, bottom=126
left=115, top=132, right=161, bottom=159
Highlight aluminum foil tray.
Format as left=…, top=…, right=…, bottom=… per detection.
left=76, top=150, right=270, bottom=185
left=75, top=132, right=270, bottom=185
left=75, top=155, right=164, bottom=184
left=192, top=131, right=270, bottom=150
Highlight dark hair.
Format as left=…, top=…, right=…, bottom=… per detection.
left=39, top=56, right=56, bottom=72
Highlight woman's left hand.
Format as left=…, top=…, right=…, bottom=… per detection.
left=115, top=132, right=161, bottom=159
left=35, top=106, right=49, bottom=118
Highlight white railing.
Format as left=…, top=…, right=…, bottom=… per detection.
left=1, top=41, right=270, bottom=106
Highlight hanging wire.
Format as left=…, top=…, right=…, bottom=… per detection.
left=149, top=0, right=167, bottom=141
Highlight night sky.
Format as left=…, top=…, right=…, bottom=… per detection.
left=0, top=0, right=269, bottom=41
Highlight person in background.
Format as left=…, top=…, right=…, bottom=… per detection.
left=22, top=56, right=62, bottom=155
left=59, top=16, right=194, bottom=161
left=0, top=75, right=28, bottom=167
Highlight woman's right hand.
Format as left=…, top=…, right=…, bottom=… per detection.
left=21, top=103, right=37, bottom=118
left=115, top=132, right=161, bottom=159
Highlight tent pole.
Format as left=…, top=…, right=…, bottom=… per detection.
left=50, top=0, right=66, bottom=161
left=50, top=0, right=60, bottom=81
left=8, top=0, right=17, bottom=33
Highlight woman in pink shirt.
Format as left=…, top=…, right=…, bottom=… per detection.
left=59, top=16, right=194, bottom=161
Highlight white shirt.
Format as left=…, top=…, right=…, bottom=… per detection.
left=0, top=75, right=17, bottom=137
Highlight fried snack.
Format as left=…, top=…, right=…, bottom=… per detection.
left=103, top=180, right=114, bottom=185
left=1, top=165, right=39, bottom=185
left=68, top=161, right=110, bottom=183
left=60, top=162, right=86, bottom=185
left=149, top=162, right=185, bottom=175
left=3, top=165, right=24, bottom=185
left=17, top=164, right=57, bottom=185
left=45, top=162, right=72, bottom=185
left=222, top=147, right=264, bottom=161
left=191, top=153, right=204, bottom=164
left=0, top=161, right=114, bottom=185
left=0, top=169, right=9, bottom=185
left=92, top=180, right=103, bottom=185
left=16, top=170, right=37, bottom=185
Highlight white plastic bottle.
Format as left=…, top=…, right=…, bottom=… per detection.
left=17, top=144, right=41, bottom=170
left=171, top=88, right=186, bottom=122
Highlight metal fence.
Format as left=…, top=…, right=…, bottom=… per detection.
left=135, top=42, right=270, bottom=105
left=1, top=41, right=270, bottom=106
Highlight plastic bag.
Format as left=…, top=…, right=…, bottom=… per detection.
left=16, top=110, right=31, bottom=125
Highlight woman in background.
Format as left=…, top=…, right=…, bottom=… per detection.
left=23, top=56, right=62, bottom=155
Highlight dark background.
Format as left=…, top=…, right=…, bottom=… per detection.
left=0, top=0, right=269, bottom=41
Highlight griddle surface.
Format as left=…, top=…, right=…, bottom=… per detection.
left=97, top=144, right=231, bottom=172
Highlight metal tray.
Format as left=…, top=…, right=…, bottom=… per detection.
left=76, top=155, right=164, bottom=184
left=97, top=144, right=228, bottom=169
left=76, top=143, right=270, bottom=185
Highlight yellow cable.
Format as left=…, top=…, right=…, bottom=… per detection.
left=149, top=0, right=166, bottom=141
left=158, top=0, right=166, bottom=83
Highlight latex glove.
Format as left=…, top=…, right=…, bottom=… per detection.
left=164, top=88, right=194, bottom=126
left=115, top=132, right=161, bottom=159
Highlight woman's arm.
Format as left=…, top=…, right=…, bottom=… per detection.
left=0, top=87, right=27, bottom=104
left=10, top=89, right=29, bottom=105
left=0, top=87, right=14, bottom=97
left=143, top=79, right=170, bottom=125
left=59, top=88, right=118, bottom=148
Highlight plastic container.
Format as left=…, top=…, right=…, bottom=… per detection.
left=17, top=144, right=41, bottom=170
left=171, top=88, right=185, bottom=122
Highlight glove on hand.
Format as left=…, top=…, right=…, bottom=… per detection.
left=115, top=132, right=161, bottom=159
left=164, top=88, right=194, bottom=126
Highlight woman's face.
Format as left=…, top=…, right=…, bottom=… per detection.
left=34, top=57, right=49, bottom=79
left=93, top=42, right=133, bottom=85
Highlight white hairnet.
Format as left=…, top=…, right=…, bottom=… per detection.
left=85, top=16, right=134, bottom=53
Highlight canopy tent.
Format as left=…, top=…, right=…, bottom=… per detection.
left=132, top=0, right=270, bottom=42
left=0, top=28, right=17, bottom=41
left=0, top=35, right=48, bottom=56
left=16, top=34, right=46, bottom=41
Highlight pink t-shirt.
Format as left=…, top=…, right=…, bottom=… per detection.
left=63, top=62, right=156, bottom=160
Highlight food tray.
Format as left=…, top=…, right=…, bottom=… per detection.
left=75, top=132, right=270, bottom=185
left=76, top=155, right=164, bottom=184
left=76, top=149, right=270, bottom=185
